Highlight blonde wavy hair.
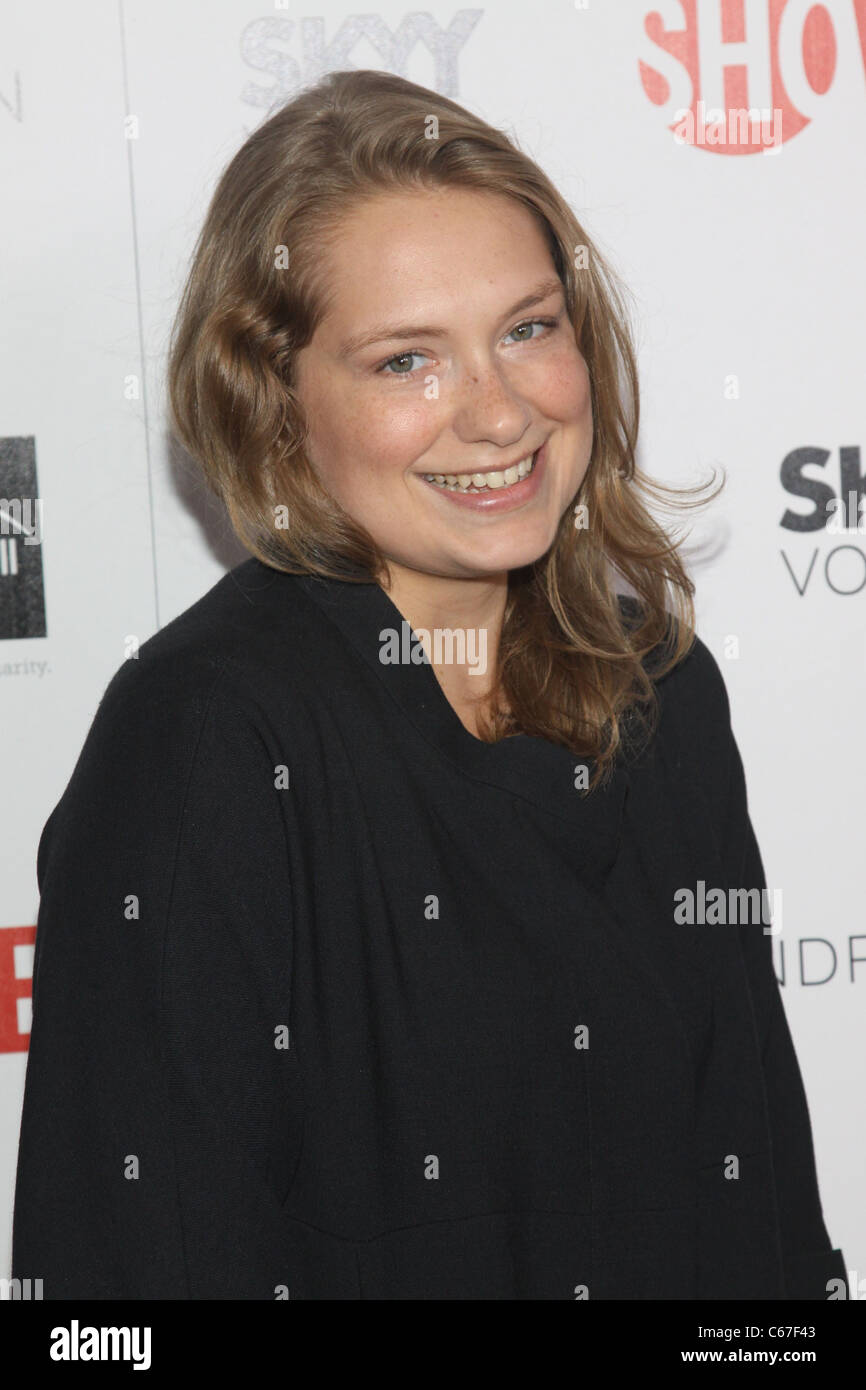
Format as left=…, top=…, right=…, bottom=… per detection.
left=167, top=68, right=721, bottom=789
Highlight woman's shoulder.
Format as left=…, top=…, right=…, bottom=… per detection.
left=42, top=561, right=327, bottom=830
left=37, top=560, right=323, bottom=884
left=95, top=557, right=324, bottom=731
left=616, top=593, right=736, bottom=771
left=617, top=592, right=730, bottom=701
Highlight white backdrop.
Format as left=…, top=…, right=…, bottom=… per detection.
left=1, top=0, right=863, bottom=1293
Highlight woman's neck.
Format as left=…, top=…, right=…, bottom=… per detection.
left=378, top=561, right=509, bottom=737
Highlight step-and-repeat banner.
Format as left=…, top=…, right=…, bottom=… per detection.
left=1, top=0, right=863, bottom=1292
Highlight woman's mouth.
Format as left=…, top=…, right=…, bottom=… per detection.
left=423, top=450, right=537, bottom=493
left=418, top=440, right=547, bottom=512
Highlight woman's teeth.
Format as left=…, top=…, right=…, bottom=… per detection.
left=423, top=451, right=537, bottom=493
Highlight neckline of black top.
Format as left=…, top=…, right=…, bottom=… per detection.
left=235, top=558, right=632, bottom=890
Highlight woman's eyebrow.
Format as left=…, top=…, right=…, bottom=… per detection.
left=336, top=276, right=564, bottom=359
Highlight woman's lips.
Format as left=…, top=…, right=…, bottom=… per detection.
left=419, top=438, right=547, bottom=513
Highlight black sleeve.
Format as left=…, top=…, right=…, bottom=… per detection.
left=717, top=666, right=848, bottom=1300
left=11, top=661, right=303, bottom=1298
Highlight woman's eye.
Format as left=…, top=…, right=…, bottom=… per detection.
left=378, top=351, right=427, bottom=376
left=505, top=318, right=555, bottom=344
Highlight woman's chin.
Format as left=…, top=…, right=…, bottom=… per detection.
left=439, top=539, right=558, bottom=579
left=457, top=525, right=562, bottom=575
left=378, top=516, right=564, bottom=581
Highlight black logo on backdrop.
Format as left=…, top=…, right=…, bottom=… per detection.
left=780, top=445, right=866, bottom=595
left=0, top=436, right=46, bottom=639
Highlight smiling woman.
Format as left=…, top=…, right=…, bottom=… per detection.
left=11, top=68, right=846, bottom=1302
left=163, top=70, right=710, bottom=768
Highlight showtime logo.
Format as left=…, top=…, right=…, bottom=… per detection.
left=0, top=925, right=34, bottom=1052
left=639, top=0, right=866, bottom=154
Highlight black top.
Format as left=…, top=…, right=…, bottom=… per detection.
left=12, top=558, right=846, bottom=1299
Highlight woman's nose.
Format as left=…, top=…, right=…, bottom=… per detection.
left=450, top=364, right=533, bottom=446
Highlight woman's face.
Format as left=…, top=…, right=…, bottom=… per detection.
left=293, top=186, right=593, bottom=580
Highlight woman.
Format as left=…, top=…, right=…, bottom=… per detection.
left=12, top=69, right=846, bottom=1300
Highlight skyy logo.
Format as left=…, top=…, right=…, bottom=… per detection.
left=239, top=9, right=483, bottom=106
left=639, top=0, right=866, bottom=154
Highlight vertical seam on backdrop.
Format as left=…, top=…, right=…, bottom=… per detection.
left=118, top=0, right=161, bottom=631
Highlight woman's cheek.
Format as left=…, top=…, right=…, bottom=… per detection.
left=543, top=348, right=591, bottom=421
left=372, top=397, right=443, bottom=466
